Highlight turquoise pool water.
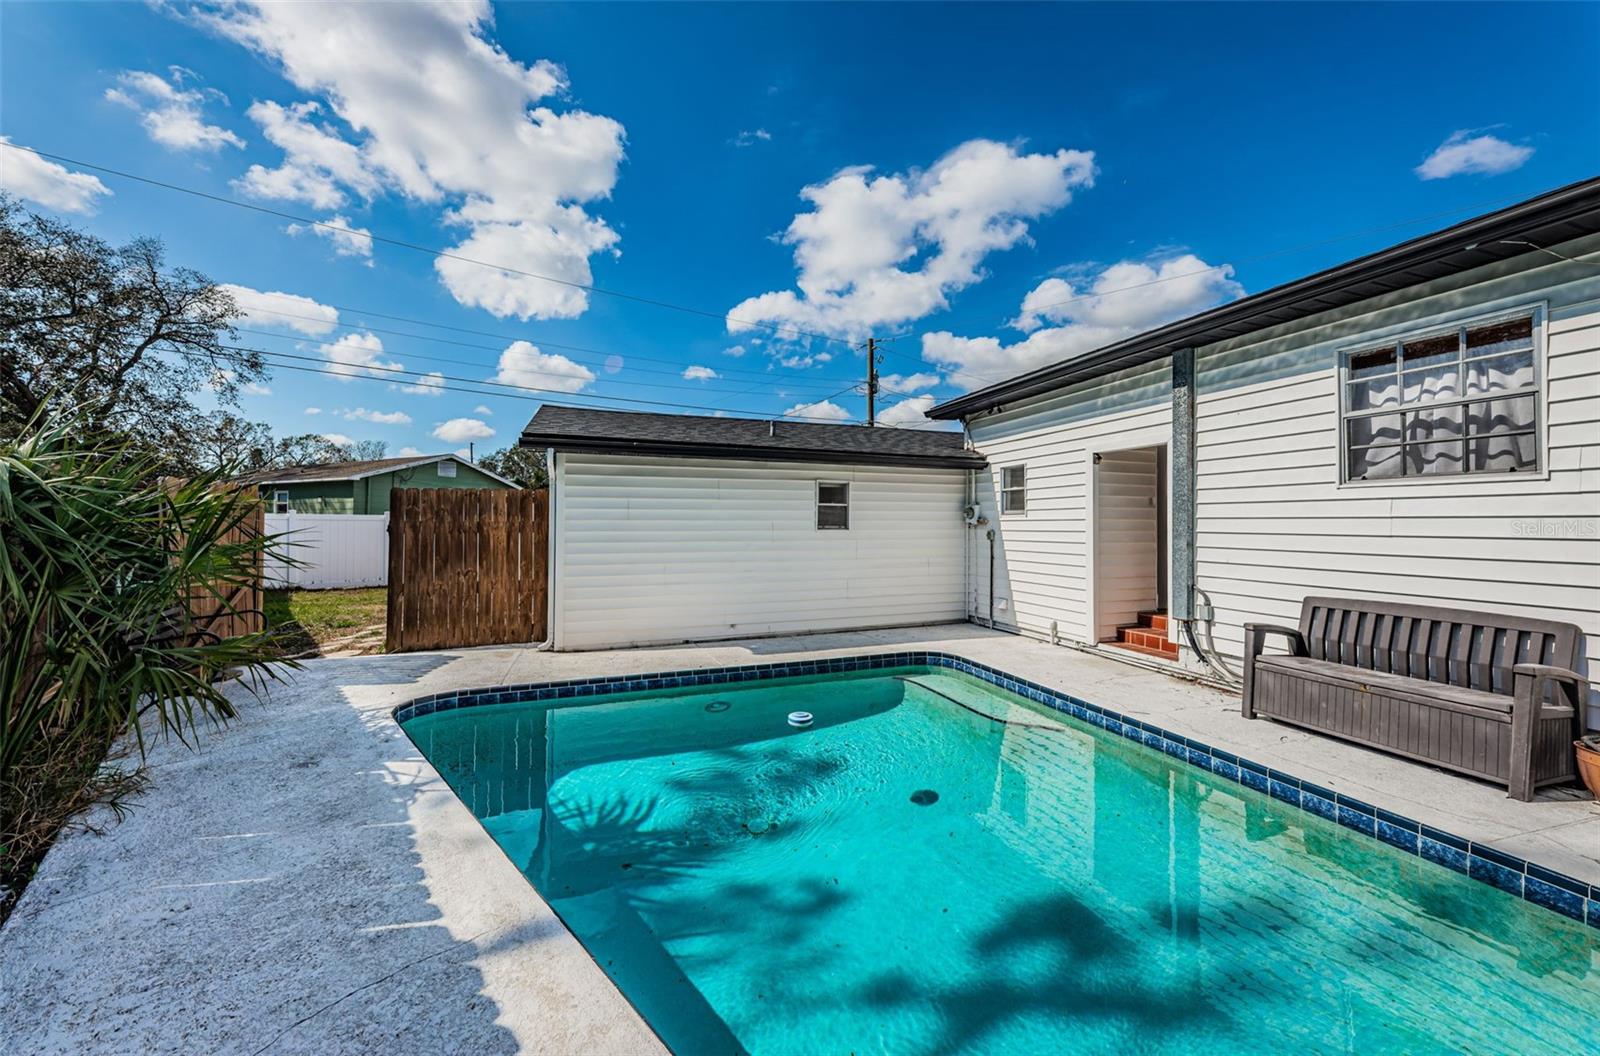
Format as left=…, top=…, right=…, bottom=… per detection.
left=402, top=666, right=1600, bottom=1055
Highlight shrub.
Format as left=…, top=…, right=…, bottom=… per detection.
left=0, top=416, right=293, bottom=915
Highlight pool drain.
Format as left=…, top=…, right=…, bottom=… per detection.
left=910, top=789, right=940, bottom=806
left=787, top=711, right=814, bottom=728
left=705, top=700, right=731, bottom=713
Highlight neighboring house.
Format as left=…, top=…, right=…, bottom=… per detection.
left=520, top=407, right=985, bottom=650
left=928, top=176, right=1600, bottom=727
left=247, top=454, right=519, bottom=515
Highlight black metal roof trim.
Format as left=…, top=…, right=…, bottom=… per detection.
left=930, top=175, right=1600, bottom=420
left=519, top=405, right=986, bottom=470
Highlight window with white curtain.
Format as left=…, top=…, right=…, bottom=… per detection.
left=1340, top=309, right=1540, bottom=482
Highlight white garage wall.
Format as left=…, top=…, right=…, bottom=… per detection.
left=551, top=453, right=969, bottom=650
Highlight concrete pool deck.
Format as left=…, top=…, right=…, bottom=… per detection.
left=3, top=622, right=1597, bottom=1054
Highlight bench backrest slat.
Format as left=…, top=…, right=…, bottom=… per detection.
left=1297, top=597, right=1581, bottom=697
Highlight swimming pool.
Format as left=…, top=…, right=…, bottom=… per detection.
left=399, top=654, right=1600, bottom=1055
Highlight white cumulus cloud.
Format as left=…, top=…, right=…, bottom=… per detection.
left=783, top=399, right=852, bottom=422
left=723, top=345, right=747, bottom=358
left=473, top=404, right=493, bottom=416
left=492, top=341, right=596, bottom=394
left=104, top=68, right=244, bottom=152
left=319, top=331, right=401, bottom=379
left=320, top=432, right=355, bottom=448
left=219, top=283, right=340, bottom=336
left=0, top=136, right=111, bottom=214
left=879, top=372, right=941, bottom=394
left=400, top=372, right=447, bottom=396
left=397, top=446, right=424, bottom=457
left=877, top=394, right=945, bottom=429
left=342, top=407, right=411, bottom=425
left=1416, top=130, right=1534, bottom=180
left=433, top=417, right=495, bottom=443
left=681, top=365, right=719, bottom=381
left=922, top=253, right=1244, bottom=389
left=304, top=407, right=322, bottom=415
left=727, top=138, right=1096, bottom=341
left=286, top=214, right=374, bottom=263
left=202, top=1, right=626, bottom=320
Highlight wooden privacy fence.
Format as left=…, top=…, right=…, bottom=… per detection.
left=174, top=483, right=266, bottom=641
left=386, top=488, right=547, bottom=652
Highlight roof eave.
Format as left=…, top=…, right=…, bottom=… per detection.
left=929, top=175, right=1600, bottom=420
left=520, top=434, right=986, bottom=470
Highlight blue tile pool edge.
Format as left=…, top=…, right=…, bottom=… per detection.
left=391, top=649, right=1600, bottom=932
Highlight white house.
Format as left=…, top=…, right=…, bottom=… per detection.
left=520, top=179, right=1599, bottom=727
left=523, top=407, right=984, bottom=650
left=929, top=176, right=1600, bottom=726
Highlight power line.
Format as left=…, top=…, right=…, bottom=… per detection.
left=230, top=323, right=856, bottom=398
left=216, top=343, right=870, bottom=423
left=225, top=307, right=864, bottom=392
left=10, top=140, right=1532, bottom=403
left=1, top=141, right=851, bottom=347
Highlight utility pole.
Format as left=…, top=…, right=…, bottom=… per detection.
left=866, top=336, right=880, bottom=427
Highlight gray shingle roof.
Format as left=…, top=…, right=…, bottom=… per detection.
left=520, top=406, right=985, bottom=469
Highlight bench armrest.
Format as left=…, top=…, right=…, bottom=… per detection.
left=1243, top=623, right=1308, bottom=660
left=1241, top=623, right=1307, bottom=719
left=1507, top=663, right=1590, bottom=801
left=1513, top=662, right=1587, bottom=686
left=1512, top=663, right=1590, bottom=717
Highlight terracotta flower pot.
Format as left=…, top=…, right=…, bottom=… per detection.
left=1575, top=737, right=1600, bottom=801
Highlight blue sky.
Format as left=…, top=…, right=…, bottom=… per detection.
left=3, top=1, right=1596, bottom=454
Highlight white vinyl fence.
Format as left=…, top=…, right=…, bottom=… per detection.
left=263, top=513, right=389, bottom=589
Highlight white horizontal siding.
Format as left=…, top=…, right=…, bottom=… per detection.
left=262, top=513, right=388, bottom=588
left=1193, top=241, right=1600, bottom=725
left=964, top=238, right=1600, bottom=725
left=965, top=359, right=1171, bottom=646
left=552, top=453, right=967, bottom=649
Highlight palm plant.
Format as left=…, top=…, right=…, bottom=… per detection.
left=0, top=415, right=293, bottom=784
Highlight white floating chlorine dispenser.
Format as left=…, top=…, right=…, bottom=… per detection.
left=787, top=711, right=814, bottom=728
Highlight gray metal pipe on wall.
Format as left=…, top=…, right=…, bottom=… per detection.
left=1169, top=347, right=1197, bottom=621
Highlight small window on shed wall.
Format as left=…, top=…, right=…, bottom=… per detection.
left=271, top=490, right=290, bottom=514
left=1001, top=465, right=1026, bottom=513
left=436, top=460, right=457, bottom=478
left=816, top=481, right=849, bottom=529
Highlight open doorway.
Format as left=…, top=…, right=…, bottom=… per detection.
left=1093, top=444, right=1174, bottom=660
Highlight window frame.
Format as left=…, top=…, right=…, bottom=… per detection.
left=815, top=480, right=850, bottom=530
left=1000, top=464, right=1027, bottom=515
left=436, top=460, right=457, bottom=478
left=1335, top=303, right=1546, bottom=487
left=271, top=489, right=291, bottom=514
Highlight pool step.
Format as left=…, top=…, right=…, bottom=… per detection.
left=1106, top=609, right=1178, bottom=661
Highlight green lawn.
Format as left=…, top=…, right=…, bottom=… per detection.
left=264, top=588, right=387, bottom=657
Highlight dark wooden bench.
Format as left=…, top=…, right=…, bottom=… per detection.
left=1242, top=597, right=1589, bottom=801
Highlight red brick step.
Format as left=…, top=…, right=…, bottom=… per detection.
left=1107, top=608, right=1177, bottom=661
